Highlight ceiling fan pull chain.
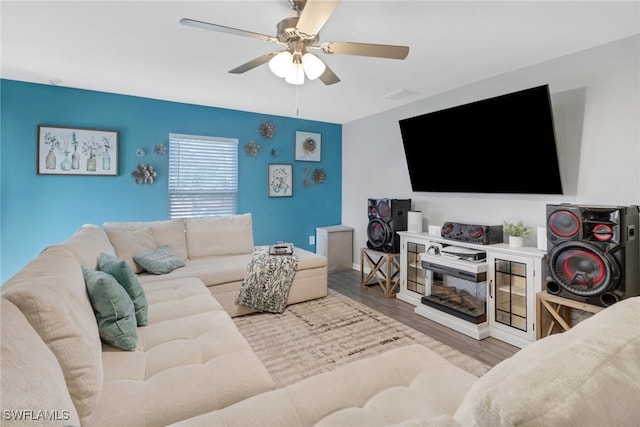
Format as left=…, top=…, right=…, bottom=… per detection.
left=296, top=84, right=300, bottom=116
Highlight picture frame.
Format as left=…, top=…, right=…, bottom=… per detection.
left=295, top=131, right=321, bottom=162
left=268, top=163, right=293, bottom=197
left=37, top=125, right=118, bottom=176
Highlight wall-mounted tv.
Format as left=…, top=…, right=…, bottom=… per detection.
left=399, top=84, right=563, bottom=194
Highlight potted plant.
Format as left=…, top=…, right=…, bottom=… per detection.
left=504, top=221, right=532, bottom=248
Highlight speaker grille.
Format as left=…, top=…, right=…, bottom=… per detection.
left=376, top=200, right=392, bottom=223
left=366, top=219, right=391, bottom=249
left=548, top=243, right=618, bottom=297
left=548, top=210, right=580, bottom=239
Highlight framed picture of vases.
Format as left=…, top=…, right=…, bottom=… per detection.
left=37, top=125, right=119, bottom=176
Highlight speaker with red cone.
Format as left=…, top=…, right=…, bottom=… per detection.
left=545, top=204, right=639, bottom=307
left=367, top=198, right=411, bottom=253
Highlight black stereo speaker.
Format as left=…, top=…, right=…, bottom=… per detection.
left=440, top=222, right=503, bottom=245
left=545, top=203, right=639, bottom=307
left=367, top=198, right=412, bottom=253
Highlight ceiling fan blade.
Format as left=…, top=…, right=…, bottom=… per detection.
left=322, top=41, right=409, bottom=59
left=318, top=64, right=340, bottom=86
left=296, top=0, right=340, bottom=36
left=229, top=52, right=280, bottom=74
left=180, top=18, right=279, bottom=43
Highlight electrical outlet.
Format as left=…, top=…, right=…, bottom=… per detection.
left=309, top=235, right=315, bottom=245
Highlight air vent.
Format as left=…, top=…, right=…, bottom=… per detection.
left=383, top=89, right=418, bottom=100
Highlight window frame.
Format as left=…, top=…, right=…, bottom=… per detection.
left=168, top=133, right=239, bottom=219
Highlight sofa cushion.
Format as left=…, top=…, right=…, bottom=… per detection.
left=171, top=344, right=477, bottom=427
left=60, top=223, right=116, bottom=269
left=133, top=246, right=186, bottom=274
left=104, top=219, right=188, bottom=260
left=105, top=227, right=157, bottom=273
left=83, top=267, right=138, bottom=351
left=186, top=214, right=254, bottom=258
left=86, top=277, right=276, bottom=427
left=0, top=299, right=82, bottom=426
left=98, top=252, right=148, bottom=326
left=1, top=245, right=104, bottom=423
left=454, top=296, right=640, bottom=427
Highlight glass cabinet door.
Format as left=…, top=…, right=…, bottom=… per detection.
left=406, top=242, right=426, bottom=295
left=493, top=258, right=528, bottom=331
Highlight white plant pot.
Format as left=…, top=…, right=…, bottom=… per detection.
left=509, top=236, right=524, bottom=248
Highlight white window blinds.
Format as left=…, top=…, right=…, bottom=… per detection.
left=169, top=133, right=238, bottom=218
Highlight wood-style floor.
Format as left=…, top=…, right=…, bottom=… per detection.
left=328, top=269, right=519, bottom=367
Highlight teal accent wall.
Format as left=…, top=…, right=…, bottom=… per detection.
left=0, top=79, right=342, bottom=282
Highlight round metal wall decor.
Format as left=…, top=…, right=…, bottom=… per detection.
left=312, top=168, right=326, bottom=184
left=132, top=164, right=157, bottom=184
left=259, top=121, right=276, bottom=138
left=244, top=140, right=260, bottom=156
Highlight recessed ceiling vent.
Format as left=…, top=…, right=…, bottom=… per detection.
left=383, top=89, right=418, bottom=100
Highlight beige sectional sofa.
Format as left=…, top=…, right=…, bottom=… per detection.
left=102, top=213, right=328, bottom=317
left=2, top=213, right=639, bottom=426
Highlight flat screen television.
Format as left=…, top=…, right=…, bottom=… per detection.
left=399, top=84, right=563, bottom=194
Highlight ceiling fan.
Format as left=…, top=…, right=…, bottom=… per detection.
left=180, top=0, right=410, bottom=86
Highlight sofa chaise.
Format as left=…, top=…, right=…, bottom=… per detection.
left=1, top=213, right=638, bottom=426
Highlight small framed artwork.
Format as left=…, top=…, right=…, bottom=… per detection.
left=268, top=163, right=293, bottom=197
left=295, top=131, right=321, bottom=162
left=37, top=125, right=118, bottom=176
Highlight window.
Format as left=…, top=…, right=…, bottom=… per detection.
left=169, top=133, right=238, bottom=218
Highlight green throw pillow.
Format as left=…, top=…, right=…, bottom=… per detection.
left=133, top=246, right=185, bottom=275
left=82, top=267, right=138, bottom=351
left=98, top=253, right=148, bottom=326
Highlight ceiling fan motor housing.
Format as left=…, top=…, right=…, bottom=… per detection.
left=288, top=0, right=307, bottom=12
left=277, top=17, right=318, bottom=44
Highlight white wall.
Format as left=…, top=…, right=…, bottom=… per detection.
left=343, top=35, right=639, bottom=265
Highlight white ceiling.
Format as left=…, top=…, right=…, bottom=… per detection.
left=2, top=1, right=639, bottom=124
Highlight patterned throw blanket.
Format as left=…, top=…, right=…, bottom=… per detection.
left=237, top=246, right=299, bottom=313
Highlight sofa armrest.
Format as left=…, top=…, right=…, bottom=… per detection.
left=454, top=296, right=640, bottom=426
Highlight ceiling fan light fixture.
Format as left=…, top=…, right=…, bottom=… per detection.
left=284, top=62, right=305, bottom=85
left=301, top=53, right=326, bottom=80
left=268, top=51, right=293, bottom=78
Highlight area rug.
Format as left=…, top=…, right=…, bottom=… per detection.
left=234, top=289, right=491, bottom=386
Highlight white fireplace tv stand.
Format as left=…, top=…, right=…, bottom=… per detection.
left=398, top=231, right=546, bottom=348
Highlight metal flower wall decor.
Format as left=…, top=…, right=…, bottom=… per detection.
left=132, top=164, right=157, bottom=184
left=259, top=121, right=276, bottom=138
left=312, top=168, right=327, bottom=184
left=244, top=140, right=260, bottom=156
left=303, top=167, right=327, bottom=187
